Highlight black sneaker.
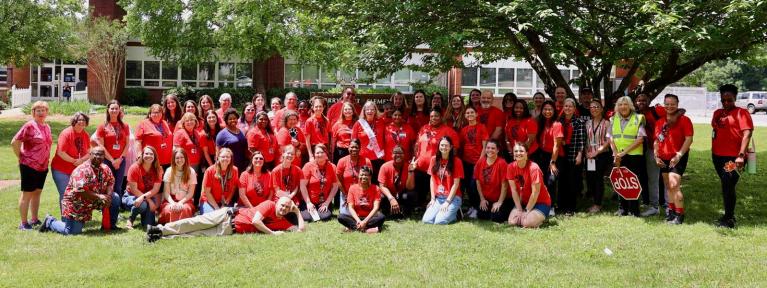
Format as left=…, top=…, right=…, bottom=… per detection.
left=665, top=209, right=676, bottom=222
left=670, top=214, right=684, bottom=225
left=146, top=225, right=162, bottom=243
left=38, top=215, right=55, bottom=233
left=715, top=217, right=736, bottom=229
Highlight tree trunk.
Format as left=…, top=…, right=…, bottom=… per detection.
left=252, top=59, right=267, bottom=94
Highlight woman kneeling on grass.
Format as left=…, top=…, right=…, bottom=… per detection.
left=507, top=143, right=551, bottom=228
left=654, top=94, right=694, bottom=225
left=338, top=166, right=385, bottom=233
left=146, top=196, right=304, bottom=242
left=422, top=136, right=464, bottom=225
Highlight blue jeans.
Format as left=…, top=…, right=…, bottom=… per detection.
left=51, top=169, right=70, bottom=216
left=50, top=192, right=120, bottom=235
left=339, top=192, right=349, bottom=216
left=199, top=202, right=216, bottom=215
left=122, top=194, right=156, bottom=226
left=104, top=159, right=127, bottom=199
left=422, top=196, right=462, bottom=225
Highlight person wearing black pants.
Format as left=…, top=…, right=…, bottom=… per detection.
left=338, top=212, right=385, bottom=231
left=618, top=155, right=645, bottom=216
left=557, top=99, right=586, bottom=215
left=586, top=153, right=611, bottom=211
left=712, top=155, right=740, bottom=225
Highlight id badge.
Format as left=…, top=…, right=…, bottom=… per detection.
left=160, top=143, right=167, bottom=149
left=191, top=148, right=197, bottom=154
left=712, top=129, right=716, bottom=139
left=269, top=147, right=275, bottom=154
left=437, top=185, right=445, bottom=194
left=112, top=144, right=120, bottom=150
left=587, top=159, right=596, bottom=171
left=657, top=134, right=665, bottom=142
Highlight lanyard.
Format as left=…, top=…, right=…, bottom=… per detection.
left=218, top=168, right=230, bottom=206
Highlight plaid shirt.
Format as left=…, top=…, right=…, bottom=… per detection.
left=559, top=116, right=587, bottom=163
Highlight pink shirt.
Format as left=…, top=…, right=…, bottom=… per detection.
left=14, top=120, right=52, bottom=171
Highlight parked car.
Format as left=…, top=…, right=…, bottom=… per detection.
left=735, top=91, right=767, bottom=114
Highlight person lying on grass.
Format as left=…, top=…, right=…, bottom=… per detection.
left=38, top=146, right=120, bottom=235
left=145, top=196, right=304, bottom=242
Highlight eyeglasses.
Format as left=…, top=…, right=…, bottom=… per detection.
left=254, top=157, right=264, bottom=161
left=589, top=106, right=602, bottom=109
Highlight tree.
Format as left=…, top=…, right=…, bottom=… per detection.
left=0, top=0, right=82, bottom=65
left=81, top=17, right=131, bottom=103
left=121, top=0, right=347, bottom=93
left=306, top=0, right=767, bottom=104
left=680, top=59, right=767, bottom=91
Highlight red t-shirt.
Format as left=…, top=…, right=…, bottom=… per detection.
left=407, top=112, right=430, bottom=134
left=246, top=127, right=278, bottom=163
left=13, top=120, right=52, bottom=172
left=351, top=119, right=387, bottom=161
left=136, top=119, right=173, bottom=165
left=377, top=160, right=409, bottom=196
left=505, top=117, right=539, bottom=154
left=238, top=170, right=272, bottom=207
left=506, top=161, right=551, bottom=206
left=327, top=101, right=361, bottom=127
left=428, top=156, right=464, bottom=198
left=50, top=127, right=91, bottom=174
left=415, top=125, right=460, bottom=171
left=304, top=115, right=330, bottom=146
left=173, top=128, right=202, bottom=166
left=126, top=162, right=162, bottom=196
left=198, top=129, right=216, bottom=164
left=712, top=107, right=754, bottom=157
left=331, top=119, right=354, bottom=150
left=383, top=123, right=415, bottom=161
left=460, top=124, right=489, bottom=164
left=96, top=122, right=130, bottom=160
left=271, top=164, right=303, bottom=204
left=540, top=121, right=564, bottom=156
left=201, top=166, right=239, bottom=205
left=641, top=105, right=667, bottom=144
left=347, top=184, right=381, bottom=218
left=302, top=161, right=338, bottom=205
left=335, top=155, right=372, bottom=193
left=475, top=106, right=505, bottom=138
left=473, top=157, right=508, bottom=202
left=275, top=126, right=306, bottom=166
left=233, top=200, right=294, bottom=233
left=655, top=115, right=694, bottom=160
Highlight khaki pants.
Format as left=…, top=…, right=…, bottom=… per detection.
left=158, top=208, right=233, bottom=238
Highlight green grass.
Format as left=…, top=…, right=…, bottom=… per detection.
left=1, top=120, right=766, bottom=287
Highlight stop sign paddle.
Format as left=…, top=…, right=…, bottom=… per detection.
left=609, top=167, right=642, bottom=200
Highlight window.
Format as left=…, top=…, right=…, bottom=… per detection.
left=461, top=67, right=478, bottom=87
left=0, top=66, right=8, bottom=83
left=236, top=63, right=252, bottom=88
left=498, top=68, right=514, bottom=88
left=283, top=63, right=445, bottom=92
left=517, top=68, right=533, bottom=88
left=162, top=62, right=178, bottom=87
left=218, top=62, right=235, bottom=87
left=143, top=61, right=160, bottom=87
left=479, top=68, right=496, bottom=87
left=198, top=62, right=214, bottom=88
left=303, top=65, right=319, bottom=88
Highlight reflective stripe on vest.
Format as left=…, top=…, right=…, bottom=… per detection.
left=611, top=113, right=643, bottom=156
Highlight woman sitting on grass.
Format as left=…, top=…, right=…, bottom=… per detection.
left=422, top=136, right=464, bottom=225
left=123, top=146, right=163, bottom=229
left=158, top=149, right=196, bottom=224
left=338, top=166, right=385, bottom=233
left=200, top=148, right=239, bottom=214
left=507, top=143, right=551, bottom=228
left=300, top=144, right=340, bottom=222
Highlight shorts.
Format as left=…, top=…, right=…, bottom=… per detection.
left=660, top=153, right=689, bottom=176
left=20, top=164, right=48, bottom=192
left=525, top=203, right=551, bottom=218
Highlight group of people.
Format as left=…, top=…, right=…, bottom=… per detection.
left=11, top=83, right=753, bottom=240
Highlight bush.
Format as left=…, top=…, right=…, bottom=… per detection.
left=164, top=86, right=197, bottom=103
left=0, top=100, right=7, bottom=111
left=121, top=88, right=150, bottom=106
left=192, top=87, right=255, bottom=107
left=92, top=104, right=148, bottom=115
left=22, top=100, right=92, bottom=116
left=411, top=82, right=449, bottom=96
left=266, top=87, right=326, bottom=101
left=325, top=87, right=398, bottom=95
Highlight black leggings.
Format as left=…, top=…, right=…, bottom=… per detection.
left=713, top=155, right=740, bottom=219
left=618, top=155, right=645, bottom=216
left=586, top=153, right=611, bottom=206
left=338, top=212, right=385, bottom=230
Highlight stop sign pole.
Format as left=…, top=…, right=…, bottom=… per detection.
left=609, top=167, right=642, bottom=200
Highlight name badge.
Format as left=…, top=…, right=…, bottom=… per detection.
left=437, top=185, right=445, bottom=194
left=112, top=144, right=120, bottom=150
left=191, top=148, right=197, bottom=154
left=657, top=134, right=665, bottom=143
left=712, top=129, right=716, bottom=139
left=160, top=143, right=167, bottom=149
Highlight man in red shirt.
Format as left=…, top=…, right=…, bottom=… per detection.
left=146, top=196, right=304, bottom=241
left=327, top=87, right=361, bottom=124
left=711, top=84, right=754, bottom=228
left=475, top=90, right=505, bottom=141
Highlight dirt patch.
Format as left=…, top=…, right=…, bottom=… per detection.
left=0, top=180, right=20, bottom=191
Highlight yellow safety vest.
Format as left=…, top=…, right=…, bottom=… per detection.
left=611, top=113, right=644, bottom=156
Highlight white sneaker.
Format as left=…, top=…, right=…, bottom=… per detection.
left=549, top=208, right=556, bottom=217
left=467, top=207, right=478, bottom=219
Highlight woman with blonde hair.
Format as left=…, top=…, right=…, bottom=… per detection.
left=200, top=148, right=239, bottom=214
left=444, top=95, right=466, bottom=131
left=609, top=96, right=647, bottom=216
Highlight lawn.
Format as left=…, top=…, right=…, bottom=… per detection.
left=1, top=116, right=766, bottom=287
